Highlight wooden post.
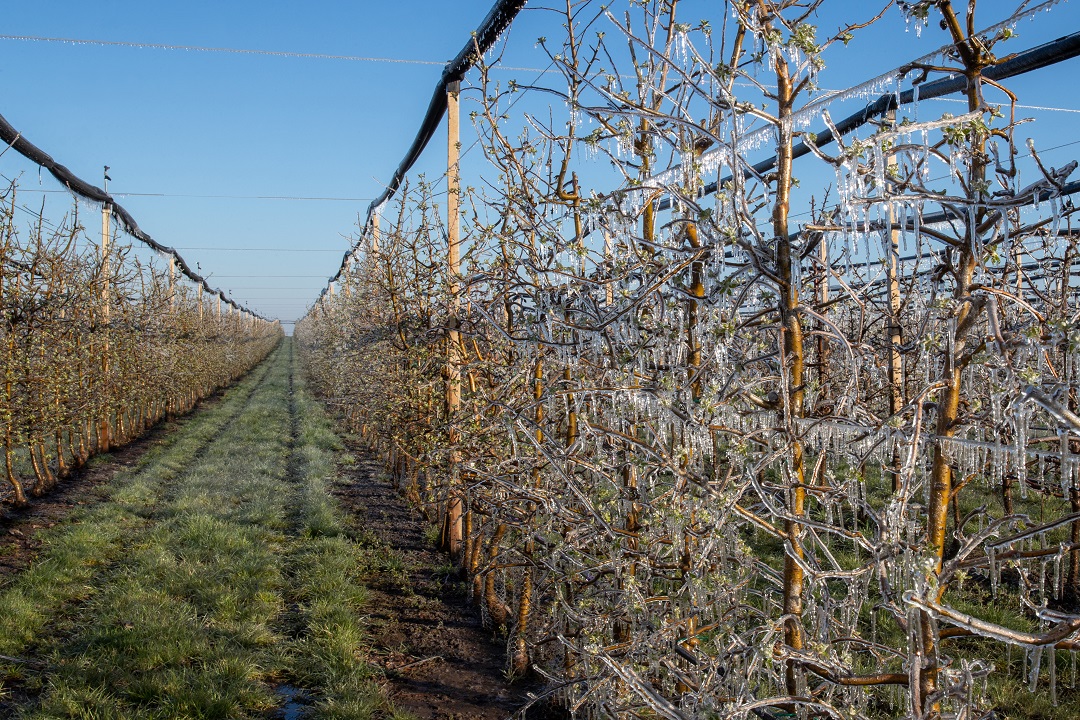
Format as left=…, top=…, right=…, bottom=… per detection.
left=101, top=203, right=111, bottom=321
left=886, top=110, right=905, bottom=492
left=168, top=255, right=176, bottom=312
left=99, top=200, right=112, bottom=451
left=445, top=79, right=464, bottom=560
left=816, top=234, right=829, bottom=396
left=371, top=211, right=381, bottom=255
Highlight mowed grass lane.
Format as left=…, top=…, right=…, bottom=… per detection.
left=0, top=341, right=408, bottom=720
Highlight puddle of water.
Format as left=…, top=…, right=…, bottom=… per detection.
left=272, top=684, right=310, bottom=720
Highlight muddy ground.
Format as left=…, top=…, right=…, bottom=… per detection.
left=333, top=451, right=562, bottom=720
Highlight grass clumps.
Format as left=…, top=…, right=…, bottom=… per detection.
left=281, top=360, right=413, bottom=720
left=0, top=342, right=406, bottom=719
left=0, top=360, right=273, bottom=661
left=17, top=352, right=291, bottom=719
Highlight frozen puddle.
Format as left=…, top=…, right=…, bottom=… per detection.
left=272, top=685, right=311, bottom=720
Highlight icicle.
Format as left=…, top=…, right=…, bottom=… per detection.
left=1031, top=645, right=1045, bottom=692
left=1062, top=431, right=1074, bottom=495
left=1051, top=647, right=1059, bottom=706
left=989, top=545, right=1000, bottom=596
left=1054, top=549, right=1064, bottom=600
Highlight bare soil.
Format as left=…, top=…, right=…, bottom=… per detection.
left=334, top=451, right=562, bottom=720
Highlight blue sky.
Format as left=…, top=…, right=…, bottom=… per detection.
left=2, top=1, right=1079, bottom=328
left=1, top=1, right=504, bottom=326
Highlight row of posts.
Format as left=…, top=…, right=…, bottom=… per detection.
left=99, top=202, right=267, bottom=329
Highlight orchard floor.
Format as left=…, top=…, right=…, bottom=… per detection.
left=0, top=340, right=553, bottom=720
left=330, top=453, right=559, bottom=720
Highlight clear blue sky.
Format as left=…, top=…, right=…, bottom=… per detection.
left=2, top=1, right=1078, bottom=329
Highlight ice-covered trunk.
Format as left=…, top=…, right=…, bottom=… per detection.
left=686, top=225, right=704, bottom=402
left=98, top=204, right=112, bottom=453
left=887, top=115, right=906, bottom=492
left=3, top=302, right=27, bottom=505
left=815, top=235, right=830, bottom=416
left=918, top=52, right=987, bottom=715
left=510, top=355, right=545, bottom=673
left=773, top=57, right=808, bottom=699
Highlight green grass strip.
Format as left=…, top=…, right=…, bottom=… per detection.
left=2, top=342, right=403, bottom=720
left=0, top=357, right=274, bottom=660
left=281, top=347, right=413, bottom=720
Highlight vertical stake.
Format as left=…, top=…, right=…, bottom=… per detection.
left=99, top=168, right=113, bottom=450
left=371, top=210, right=381, bottom=255
left=101, top=204, right=111, bottom=320
left=168, top=255, right=176, bottom=312
left=817, top=229, right=829, bottom=395
left=886, top=110, right=905, bottom=491
left=445, top=78, right=463, bottom=560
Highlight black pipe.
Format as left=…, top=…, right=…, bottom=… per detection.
left=656, top=30, right=1080, bottom=213
left=361, top=0, right=527, bottom=228
left=0, top=113, right=270, bottom=320
left=324, top=0, right=528, bottom=291
left=315, top=16, right=1080, bottom=313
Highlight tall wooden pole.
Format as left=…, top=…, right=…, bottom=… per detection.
left=816, top=234, right=829, bottom=398
left=445, top=79, right=463, bottom=560
left=886, top=110, right=905, bottom=492
left=98, top=199, right=113, bottom=451
left=168, top=256, right=176, bottom=312
left=101, top=204, right=111, bottom=322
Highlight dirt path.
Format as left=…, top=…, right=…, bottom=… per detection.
left=333, top=453, right=560, bottom=720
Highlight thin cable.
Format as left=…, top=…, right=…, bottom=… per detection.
left=215, top=285, right=325, bottom=289
left=115, top=191, right=374, bottom=202
left=0, top=33, right=553, bottom=74
left=175, top=246, right=346, bottom=252
left=4, top=191, right=343, bottom=256
left=214, top=274, right=330, bottom=278
left=931, top=96, right=1080, bottom=114
left=0, top=187, right=378, bottom=201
